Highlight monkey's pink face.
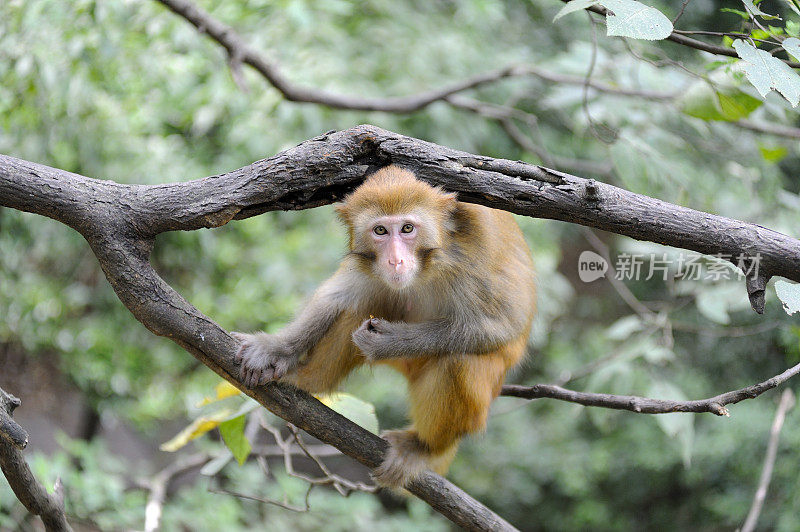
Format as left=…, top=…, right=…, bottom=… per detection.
left=369, top=214, right=421, bottom=289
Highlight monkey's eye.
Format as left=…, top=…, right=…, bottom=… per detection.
left=401, top=223, right=415, bottom=234
left=373, top=225, right=387, bottom=235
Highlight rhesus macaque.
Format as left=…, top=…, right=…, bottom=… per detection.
left=233, top=165, right=536, bottom=488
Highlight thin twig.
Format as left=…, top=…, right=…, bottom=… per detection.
left=740, top=389, right=796, bottom=532
left=259, top=419, right=376, bottom=504
left=671, top=320, right=779, bottom=338
left=524, top=68, right=677, bottom=100
left=500, top=361, right=800, bottom=416
left=734, top=120, right=800, bottom=139
left=144, top=453, right=210, bottom=532
left=287, top=424, right=377, bottom=496
left=672, top=0, right=692, bottom=24
left=672, top=30, right=779, bottom=47
left=570, top=0, right=800, bottom=67
left=155, top=0, right=528, bottom=112
left=210, top=486, right=310, bottom=513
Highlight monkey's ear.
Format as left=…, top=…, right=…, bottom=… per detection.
left=437, top=191, right=458, bottom=213
left=335, top=203, right=351, bottom=223
left=438, top=191, right=459, bottom=233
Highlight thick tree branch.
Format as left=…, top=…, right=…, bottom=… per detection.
left=500, top=360, right=800, bottom=415
left=2, top=124, right=800, bottom=528
left=0, top=127, right=533, bottom=530
left=7, top=125, right=798, bottom=310
left=0, top=388, right=72, bottom=532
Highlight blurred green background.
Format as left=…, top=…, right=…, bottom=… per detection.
left=2, top=0, right=800, bottom=530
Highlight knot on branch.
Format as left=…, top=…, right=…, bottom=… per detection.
left=745, top=274, right=769, bottom=314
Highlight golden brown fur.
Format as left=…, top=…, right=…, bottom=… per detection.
left=234, top=165, right=536, bottom=487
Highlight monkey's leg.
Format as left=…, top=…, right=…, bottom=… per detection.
left=373, top=354, right=510, bottom=488
left=284, top=311, right=365, bottom=395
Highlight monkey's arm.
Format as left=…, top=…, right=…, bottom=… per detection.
left=233, top=270, right=356, bottom=387
left=352, top=315, right=524, bottom=361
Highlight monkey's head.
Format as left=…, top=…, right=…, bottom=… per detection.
left=337, top=166, right=457, bottom=290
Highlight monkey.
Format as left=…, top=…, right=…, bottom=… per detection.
left=232, top=165, right=536, bottom=488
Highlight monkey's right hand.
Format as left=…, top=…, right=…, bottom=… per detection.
left=231, top=332, right=299, bottom=388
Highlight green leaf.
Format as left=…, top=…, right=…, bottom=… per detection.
left=678, top=82, right=762, bottom=121
left=219, top=415, right=252, bottom=465
left=741, top=0, right=781, bottom=20
left=717, top=90, right=763, bottom=119
left=553, top=0, right=599, bottom=22
left=733, top=39, right=800, bottom=106
left=782, top=36, right=800, bottom=62
left=758, top=144, right=789, bottom=162
left=720, top=7, right=750, bottom=19
left=598, top=0, right=673, bottom=40
left=787, top=20, right=800, bottom=37
left=775, top=280, right=800, bottom=315
left=751, top=29, right=772, bottom=41
left=318, top=393, right=380, bottom=434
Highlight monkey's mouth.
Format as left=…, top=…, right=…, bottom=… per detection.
left=382, top=270, right=416, bottom=290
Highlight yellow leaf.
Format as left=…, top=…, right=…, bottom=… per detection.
left=197, top=380, right=241, bottom=406
left=160, top=408, right=234, bottom=452
left=316, top=393, right=379, bottom=434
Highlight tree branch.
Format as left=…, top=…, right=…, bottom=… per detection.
left=445, top=95, right=616, bottom=177
left=2, top=124, right=800, bottom=528
left=155, top=0, right=800, bottom=143
left=734, top=119, right=800, bottom=139
left=500, top=360, right=800, bottom=416
left=575, top=1, right=800, bottom=68
left=740, top=389, right=795, bottom=532
left=144, top=453, right=211, bottom=532
left=7, top=125, right=798, bottom=309
left=0, top=127, right=533, bottom=530
left=153, top=0, right=528, bottom=112
left=0, top=387, right=72, bottom=532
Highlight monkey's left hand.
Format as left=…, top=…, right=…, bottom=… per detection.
left=352, top=317, right=401, bottom=361
left=231, top=332, right=299, bottom=388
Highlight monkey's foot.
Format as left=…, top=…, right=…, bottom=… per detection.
left=231, top=332, right=299, bottom=388
left=372, top=430, right=429, bottom=489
